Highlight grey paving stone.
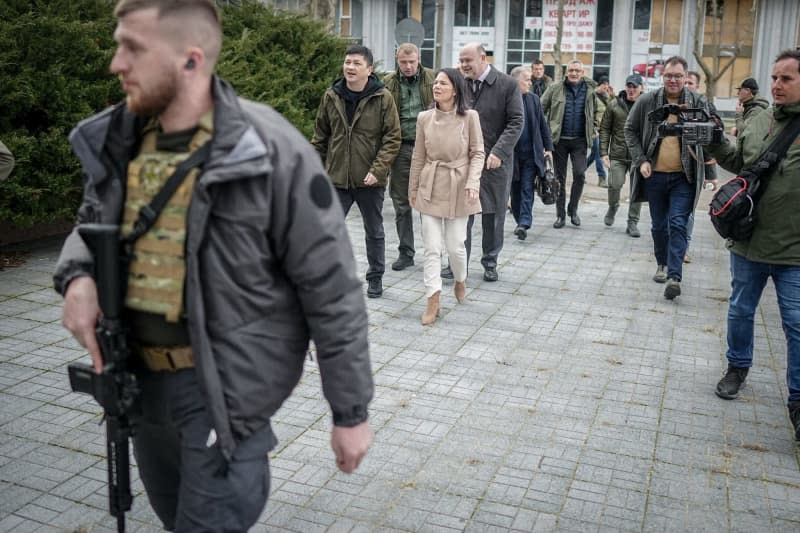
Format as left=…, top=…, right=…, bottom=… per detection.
left=3, top=192, right=799, bottom=532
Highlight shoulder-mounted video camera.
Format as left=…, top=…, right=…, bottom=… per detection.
left=647, top=104, right=724, bottom=145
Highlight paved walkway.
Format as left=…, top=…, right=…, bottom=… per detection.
left=1, top=177, right=799, bottom=532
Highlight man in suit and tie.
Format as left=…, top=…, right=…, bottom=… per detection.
left=454, top=43, right=523, bottom=282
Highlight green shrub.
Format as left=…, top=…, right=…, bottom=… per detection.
left=219, top=1, right=347, bottom=138
left=0, top=0, right=346, bottom=228
left=0, top=0, right=119, bottom=227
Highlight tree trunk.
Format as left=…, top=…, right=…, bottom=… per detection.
left=553, top=0, right=565, bottom=83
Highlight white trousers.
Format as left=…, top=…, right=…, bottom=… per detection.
left=420, top=213, right=469, bottom=297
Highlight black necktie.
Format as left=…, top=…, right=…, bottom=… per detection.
left=472, top=80, right=481, bottom=95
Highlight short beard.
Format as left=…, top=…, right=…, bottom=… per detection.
left=127, top=68, right=178, bottom=117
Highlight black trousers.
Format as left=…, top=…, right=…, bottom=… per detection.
left=465, top=212, right=501, bottom=270
left=553, top=137, right=588, bottom=218
left=132, top=369, right=272, bottom=532
left=337, top=187, right=386, bottom=280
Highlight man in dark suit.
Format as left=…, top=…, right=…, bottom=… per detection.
left=509, top=66, right=553, bottom=240
left=455, top=43, right=523, bottom=282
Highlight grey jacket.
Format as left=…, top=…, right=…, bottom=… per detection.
left=53, top=77, right=374, bottom=461
left=470, top=65, right=524, bottom=214
left=624, top=87, right=711, bottom=206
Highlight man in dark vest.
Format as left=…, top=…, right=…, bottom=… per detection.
left=454, top=43, right=523, bottom=282
left=541, top=60, right=605, bottom=229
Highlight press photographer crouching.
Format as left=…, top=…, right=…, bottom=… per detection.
left=704, top=49, right=800, bottom=442
left=623, top=56, right=719, bottom=301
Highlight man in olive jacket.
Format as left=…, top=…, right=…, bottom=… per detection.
left=599, top=74, right=644, bottom=237
left=383, top=43, right=435, bottom=272
left=458, top=43, right=523, bottom=282
left=731, top=77, right=770, bottom=137
left=541, top=60, right=605, bottom=228
left=312, top=44, right=402, bottom=298
left=706, top=49, right=800, bottom=442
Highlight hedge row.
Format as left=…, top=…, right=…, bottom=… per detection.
left=0, top=0, right=347, bottom=227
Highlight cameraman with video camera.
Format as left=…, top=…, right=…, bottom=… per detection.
left=705, top=50, right=800, bottom=441
left=624, top=56, right=718, bottom=300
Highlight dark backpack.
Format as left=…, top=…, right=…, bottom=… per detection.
left=709, top=114, right=800, bottom=241
left=536, top=153, right=559, bottom=205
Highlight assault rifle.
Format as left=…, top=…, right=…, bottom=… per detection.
left=67, top=224, right=139, bottom=533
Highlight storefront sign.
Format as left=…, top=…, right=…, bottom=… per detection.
left=451, top=26, right=496, bottom=66
left=540, top=0, right=597, bottom=53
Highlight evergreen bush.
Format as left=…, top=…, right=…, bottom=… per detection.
left=0, top=0, right=346, bottom=228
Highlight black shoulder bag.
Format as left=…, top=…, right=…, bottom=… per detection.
left=709, top=115, right=800, bottom=241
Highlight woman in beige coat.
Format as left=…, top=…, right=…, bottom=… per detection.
left=409, top=68, right=485, bottom=325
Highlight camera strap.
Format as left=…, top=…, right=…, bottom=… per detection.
left=123, top=141, right=212, bottom=247
left=743, top=114, right=800, bottom=198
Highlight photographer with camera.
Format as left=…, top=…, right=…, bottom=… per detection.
left=624, top=56, right=718, bottom=300
left=704, top=50, right=800, bottom=441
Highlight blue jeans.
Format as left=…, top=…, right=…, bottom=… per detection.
left=726, top=253, right=800, bottom=403
left=510, top=153, right=536, bottom=229
left=645, top=172, right=695, bottom=281
left=588, top=137, right=607, bottom=178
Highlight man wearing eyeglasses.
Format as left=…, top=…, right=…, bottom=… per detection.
left=541, top=60, right=605, bottom=229
left=624, top=56, right=717, bottom=300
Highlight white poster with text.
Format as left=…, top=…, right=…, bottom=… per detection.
left=541, top=0, right=597, bottom=53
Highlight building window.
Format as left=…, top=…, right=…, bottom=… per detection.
left=505, top=0, right=543, bottom=72
left=634, top=0, right=652, bottom=30
left=267, top=0, right=308, bottom=11
left=395, top=0, right=438, bottom=68
left=505, top=0, right=612, bottom=79
left=455, top=0, right=495, bottom=27
left=337, top=0, right=363, bottom=42
left=592, top=0, right=613, bottom=80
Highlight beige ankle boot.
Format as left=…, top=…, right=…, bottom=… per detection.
left=421, top=291, right=441, bottom=325
left=454, top=281, right=466, bottom=303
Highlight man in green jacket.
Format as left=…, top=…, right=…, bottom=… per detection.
left=383, top=43, right=434, bottom=272
left=541, top=60, right=605, bottom=228
left=599, top=74, right=643, bottom=237
left=312, top=44, right=401, bottom=298
left=731, top=77, right=770, bottom=137
left=706, top=49, right=800, bottom=442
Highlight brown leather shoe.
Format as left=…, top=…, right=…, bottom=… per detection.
left=454, top=281, right=466, bottom=303
left=421, top=291, right=441, bottom=325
